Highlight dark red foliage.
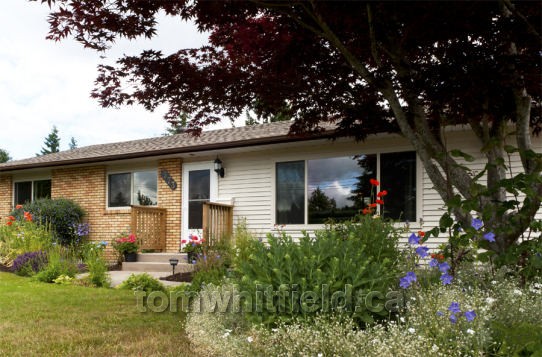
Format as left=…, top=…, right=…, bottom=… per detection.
left=35, top=1, right=540, bottom=137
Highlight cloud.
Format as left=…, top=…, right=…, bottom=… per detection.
left=0, top=0, right=212, bottom=160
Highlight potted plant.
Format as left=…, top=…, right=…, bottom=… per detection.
left=181, top=234, right=204, bottom=263
left=112, top=233, right=139, bottom=262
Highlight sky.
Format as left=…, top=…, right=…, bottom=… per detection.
left=0, top=0, right=218, bottom=160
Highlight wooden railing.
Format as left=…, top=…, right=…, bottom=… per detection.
left=202, top=202, right=234, bottom=246
left=131, top=205, right=167, bottom=251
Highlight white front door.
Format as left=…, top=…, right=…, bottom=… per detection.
left=182, top=162, right=218, bottom=242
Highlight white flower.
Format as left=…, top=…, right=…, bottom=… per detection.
left=400, top=317, right=405, bottom=323
left=432, top=344, right=439, bottom=352
left=222, top=332, right=230, bottom=338
left=513, top=289, right=523, bottom=296
left=466, top=329, right=475, bottom=335
left=491, top=280, right=497, bottom=285
left=519, top=307, right=525, bottom=313
left=247, top=336, right=254, bottom=343
left=408, top=327, right=416, bottom=334
left=410, top=297, right=416, bottom=301
left=317, top=354, right=323, bottom=357
left=485, top=297, right=496, bottom=305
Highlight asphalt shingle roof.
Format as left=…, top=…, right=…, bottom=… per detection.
left=0, top=121, right=332, bottom=172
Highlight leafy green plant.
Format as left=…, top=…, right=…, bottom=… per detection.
left=11, top=251, right=48, bottom=276
left=14, top=198, right=87, bottom=246
left=35, top=246, right=78, bottom=283
left=234, top=215, right=402, bottom=326
left=118, top=273, right=166, bottom=293
left=112, top=233, right=139, bottom=255
left=0, top=217, right=53, bottom=266
left=84, top=241, right=110, bottom=288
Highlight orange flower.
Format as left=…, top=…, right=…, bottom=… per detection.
left=15, top=204, right=23, bottom=210
left=8, top=215, right=15, bottom=221
left=6, top=221, right=12, bottom=226
left=369, top=178, right=380, bottom=186
left=418, top=231, right=425, bottom=238
left=362, top=208, right=371, bottom=215
left=375, top=199, right=385, bottom=205
left=23, top=212, right=32, bottom=222
left=376, top=190, right=388, bottom=197
left=369, top=203, right=377, bottom=208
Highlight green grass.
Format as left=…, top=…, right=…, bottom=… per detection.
left=0, top=273, right=193, bottom=356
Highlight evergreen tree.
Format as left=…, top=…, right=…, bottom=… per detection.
left=0, top=149, right=11, bottom=163
left=69, top=137, right=78, bottom=150
left=162, top=113, right=189, bottom=136
left=37, top=126, right=61, bottom=156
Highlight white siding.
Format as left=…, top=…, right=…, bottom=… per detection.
left=213, top=130, right=541, bottom=249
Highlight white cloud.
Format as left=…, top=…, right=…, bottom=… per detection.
left=0, top=0, right=215, bottom=160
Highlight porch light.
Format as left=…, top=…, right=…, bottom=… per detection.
left=214, top=157, right=225, bottom=178
left=169, top=258, right=179, bottom=275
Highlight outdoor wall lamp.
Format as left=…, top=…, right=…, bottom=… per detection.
left=169, top=258, right=179, bottom=275
left=214, top=157, right=225, bottom=178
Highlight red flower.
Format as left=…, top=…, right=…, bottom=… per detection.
left=375, top=199, right=384, bottom=205
left=369, top=203, right=377, bottom=208
left=8, top=215, right=15, bottom=221
left=369, top=178, right=380, bottom=186
left=181, top=239, right=187, bottom=244
left=6, top=221, right=12, bottom=226
left=15, top=204, right=23, bottom=210
left=192, top=235, right=199, bottom=241
left=418, top=231, right=425, bottom=238
left=362, top=208, right=371, bottom=215
left=377, top=190, right=388, bottom=197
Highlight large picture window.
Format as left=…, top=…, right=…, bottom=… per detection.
left=14, top=179, right=51, bottom=205
left=276, top=151, right=416, bottom=224
left=108, top=171, right=157, bottom=208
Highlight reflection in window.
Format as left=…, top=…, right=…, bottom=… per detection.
left=276, top=161, right=305, bottom=224
left=133, top=171, right=158, bottom=206
left=308, top=155, right=376, bottom=224
left=381, top=152, right=416, bottom=222
left=33, top=180, right=51, bottom=200
left=14, top=181, right=32, bottom=205
left=188, top=170, right=210, bottom=229
left=108, top=171, right=158, bottom=208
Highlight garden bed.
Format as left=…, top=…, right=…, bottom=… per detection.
left=0, top=263, right=11, bottom=273
left=160, top=271, right=194, bottom=283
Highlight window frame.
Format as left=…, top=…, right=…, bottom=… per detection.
left=12, top=178, right=52, bottom=206
left=106, top=169, right=158, bottom=209
left=273, top=150, right=421, bottom=226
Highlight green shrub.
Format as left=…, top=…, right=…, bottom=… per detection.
left=118, top=273, right=166, bottom=293
left=234, top=215, right=402, bottom=326
left=15, top=198, right=87, bottom=246
left=35, top=246, right=78, bottom=283
left=84, top=242, right=110, bottom=288
left=11, top=251, right=48, bottom=276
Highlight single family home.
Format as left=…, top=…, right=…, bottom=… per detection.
left=0, top=121, right=540, bottom=257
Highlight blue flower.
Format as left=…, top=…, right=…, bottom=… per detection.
left=436, top=311, right=444, bottom=317
left=429, top=259, right=439, bottom=268
left=438, top=262, right=451, bottom=273
left=399, top=277, right=411, bottom=289
left=399, top=271, right=417, bottom=289
left=440, top=273, right=453, bottom=285
left=464, top=310, right=476, bottom=322
left=408, top=233, right=419, bottom=245
left=415, top=246, right=430, bottom=258
left=448, top=302, right=461, bottom=314
left=483, top=232, right=496, bottom=243
left=449, top=314, right=458, bottom=324
left=471, top=218, right=483, bottom=231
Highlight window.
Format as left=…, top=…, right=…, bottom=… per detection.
left=275, top=151, right=416, bottom=224
left=276, top=161, right=305, bottom=224
left=14, top=179, right=51, bottom=205
left=108, top=171, right=157, bottom=208
left=188, top=169, right=210, bottom=229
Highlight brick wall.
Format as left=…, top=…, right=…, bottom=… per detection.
left=0, top=175, right=13, bottom=219
left=158, top=159, right=183, bottom=252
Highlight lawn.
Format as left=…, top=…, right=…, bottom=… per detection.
left=0, top=273, right=193, bottom=356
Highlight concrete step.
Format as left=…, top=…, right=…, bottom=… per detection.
left=136, top=253, right=188, bottom=263
left=122, top=261, right=194, bottom=273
